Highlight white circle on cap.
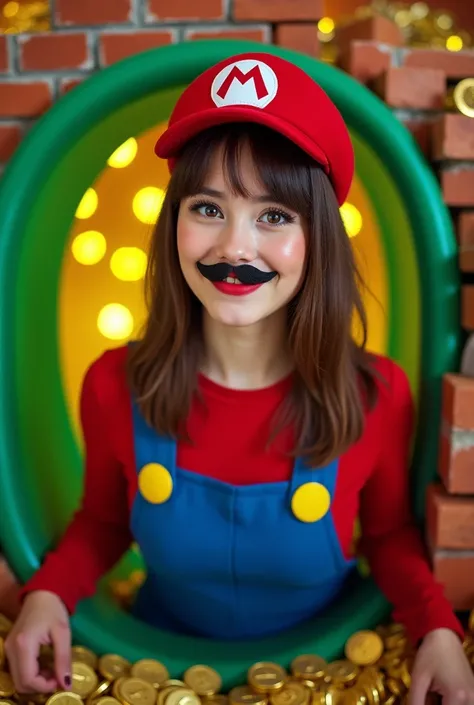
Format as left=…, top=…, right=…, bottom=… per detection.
left=211, top=59, right=278, bottom=110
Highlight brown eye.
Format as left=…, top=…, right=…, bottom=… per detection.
left=205, top=205, right=219, bottom=218
left=266, top=211, right=282, bottom=225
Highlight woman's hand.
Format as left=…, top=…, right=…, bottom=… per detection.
left=409, top=628, right=474, bottom=705
left=5, top=590, right=72, bottom=694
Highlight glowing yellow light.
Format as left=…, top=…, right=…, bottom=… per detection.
left=110, top=247, right=148, bottom=281
left=317, top=17, right=335, bottom=34
left=436, top=13, right=453, bottom=30
left=97, top=303, right=134, bottom=341
left=133, top=187, right=165, bottom=224
left=3, top=1, right=19, bottom=17
left=340, top=203, right=363, bottom=238
left=410, top=2, right=429, bottom=19
left=72, top=231, right=107, bottom=265
left=75, top=188, right=98, bottom=219
left=107, top=137, right=138, bottom=169
left=446, top=35, right=463, bottom=52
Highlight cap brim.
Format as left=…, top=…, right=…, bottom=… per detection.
left=155, top=106, right=330, bottom=173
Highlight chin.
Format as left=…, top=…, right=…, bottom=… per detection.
left=206, top=302, right=266, bottom=328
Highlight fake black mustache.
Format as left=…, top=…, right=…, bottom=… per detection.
left=197, top=262, right=277, bottom=285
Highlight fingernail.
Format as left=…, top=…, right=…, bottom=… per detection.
left=65, top=675, right=71, bottom=688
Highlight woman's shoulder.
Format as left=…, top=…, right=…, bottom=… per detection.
left=82, top=344, right=130, bottom=410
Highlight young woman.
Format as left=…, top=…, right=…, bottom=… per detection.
left=5, top=51, right=474, bottom=705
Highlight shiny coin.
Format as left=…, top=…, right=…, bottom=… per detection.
left=386, top=679, right=402, bottom=697
left=89, top=680, right=112, bottom=701
left=270, top=681, right=309, bottom=705
left=72, top=661, right=99, bottom=698
left=291, top=656, right=327, bottom=680
left=131, top=659, right=170, bottom=689
left=359, top=683, right=379, bottom=705
left=248, top=663, right=287, bottom=693
left=345, top=631, right=384, bottom=666
left=72, top=645, right=99, bottom=670
left=203, top=697, right=228, bottom=705
left=342, top=690, right=366, bottom=705
left=99, top=655, right=131, bottom=681
left=158, top=686, right=185, bottom=705
left=324, top=661, right=358, bottom=685
left=454, top=78, right=474, bottom=118
left=95, top=699, right=121, bottom=705
left=184, top=666, right=222, bottom=696
left=229, top=686, right=267, bottom=705
left=311, top=685, right=339, bottom=705
left=163, top=681, right=187, bottom=688
left=0, top=674, right=14, bottom=699
left=45, top=695, right=83, bottom=705
left=115, top=677, right=157, bottom=705
left=166, top=688, right=201, bottom=705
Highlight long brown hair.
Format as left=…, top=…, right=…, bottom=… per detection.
left=127, top=123, right=381, bottom=467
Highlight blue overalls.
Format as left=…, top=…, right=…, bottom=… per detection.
left=129, top=397, right=356, bottom=640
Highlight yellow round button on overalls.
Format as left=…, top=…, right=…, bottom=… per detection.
left=291, top=482, right=331, bottom=523
left=138, top=463, right=173, bottom=504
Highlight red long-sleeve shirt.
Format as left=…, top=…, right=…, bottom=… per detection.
left=22, top=346, right=463, bottom=644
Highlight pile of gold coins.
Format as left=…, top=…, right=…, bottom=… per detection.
left=0, top=612, right=474, bottom=705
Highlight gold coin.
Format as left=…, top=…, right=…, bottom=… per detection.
left=131, top=659, right=169, bottom=689
left=248, top=663, right=287, bottom=693
left=72, top=645, right=99, bottom=670
left=386, top=680, right=402, bottom=697
left=203, top=697, right=228, bottom=705
left=271, top=681, right=309, bottom=705
left=0, top=673, right=14, bottom=699
left=358, top=683, right=379, bottom=705
left=158, top=686, right=184, bottom=705
left=99, top=655, right=131, bottom=681
left=163, top=681, right=187, bottom=688
left=184, top=666, right=222, bottom=697
left=345, top=631, right=384, bottom=667
left=0, top=616, right=12, bottom=639
left=311, top=685, right=339, bottom=705
left=165, top=689, right=201, bottom=705
left=45, top=695, right=83, bottom=705
left=324, top=661, right=358, bottom=685
left=229, top=686, right=267, bottom=705
left=89, top=680, right=112, bottom=701
left=95, top=699, right=121, bottom=705
left=115, top=677, right=157, bottom=705
left=291, top=656, right=327, bottom=680
left=453, top=78, right=474, bottom=118
left=342, top=690, right=366, bottom=705
left=72, top=661, right=99, bottom=698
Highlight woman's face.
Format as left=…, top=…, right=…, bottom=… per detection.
left=177, top=144, right=307, bottom=328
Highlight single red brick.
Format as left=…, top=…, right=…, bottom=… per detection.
left=0, top=35, right=8, bottom=73
left=432, top=114, right=474, bottom=161
left=439, top=425, right=474, bottom=494
left=0, top=82, right=52, bottom=118
left=441, top=167, right=474, bottom=207
left=431, top=549, right=474, bottom=611
left=19, top=33, right=90, bottom=72
left=337, top=41, right=391, bottom=84
left=233, top=0, right=322, bottom=22
left=426, top=483, right=474, bottom=549
left=59, top=78, right=86, bottom=95
left=335, top=16, right=404, bottom=52
left=0, top=124, right=22, bottom=162
left=401, top=118, right=433, bottom=157
left=274, top=23, right=320, bottom=57
left=185, top=27, right=268, bottom=42
left=462, top=286, right=474, bottom=330
left=99, top=31, right=174, bottom=66
left=404, top=48, right=474, bottom=80
left=55, top=0, right=133, bottom=25
left=458, top=212, right=474, bottom=272
left=442, top=373, right=474, bottom=428
left=373, top=66, right=446, bottom=110
left=146, top=0, right=224, bottom=21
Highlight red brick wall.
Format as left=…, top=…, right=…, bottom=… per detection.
left=0, top=0, right=326, bottom=166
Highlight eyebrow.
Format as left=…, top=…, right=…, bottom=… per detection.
left=197, top=186, right=277, bottom=204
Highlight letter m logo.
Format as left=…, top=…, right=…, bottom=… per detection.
left=211, top=60, right=278, bottom=109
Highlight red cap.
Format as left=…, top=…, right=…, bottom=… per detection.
left=155, top=52, right=354, bottom=206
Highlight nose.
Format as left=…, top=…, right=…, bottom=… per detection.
left=214, top=216, right=257, bottom=263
